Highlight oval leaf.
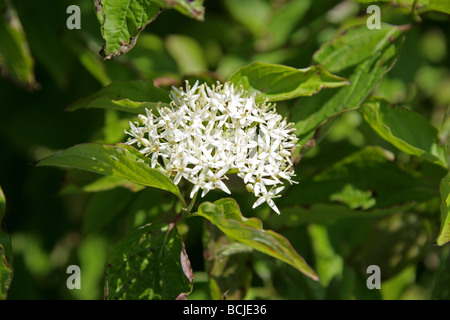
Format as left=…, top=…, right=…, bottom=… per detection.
left=105, top=223, right=193, bottom=300
left=96, top=0, right=205, bottom=59
left=0, top=0, right=36, bottom=89
left=227, top=62, right=349, bottom=102
left=35, top=143, right=183, bottom=202
left=195, top=198, right=319, bottom=281
left=361, top=98, right=447, bottom=167
left=293, top=31, right=404, bottom=146
left=313, top=23, right=402, bottom=73
left=96, top=0, right=162, bottom=59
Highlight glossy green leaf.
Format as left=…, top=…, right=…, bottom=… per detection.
left=96, top=0, right=162, bottom=59
left=313, top=24, right=402, bottom=73
left=293, top=30, right=404, bottom=146
left=227, top=62, right=349, bottom=103
left=67, top=80, right=171, bottom=113
left=0, top=0, right=35, bottom=89
left=0, top=186, right=12, bottom=300
left=361, top=98, right=447, bottom=167
left=35, top=143, right=183, bottom=202
left=105, top=223, right=193, bottom=300
left=96, top=0, right=205, bottom=59
left=436, top=172, right=450, bottom=246
left=195, top=198, right=318, bottom=281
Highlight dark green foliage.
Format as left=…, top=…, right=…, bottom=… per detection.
left=0, top=0, right=449, bottom=300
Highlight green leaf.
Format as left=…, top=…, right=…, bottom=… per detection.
left=329, top=183, right=377, bottom=210
left=436, top=172, right=450, bottom=246
left=67, top=80, right=171, bottom=114
left=105, top=223, right=193, bottom=300
left=11, top=1, right=74, bottom=87
left=35, top=143, right=183, bottom=203
left=361, top=98, right=447, bottom=167
left=308, top=224, right=343, bottom=287
left=150, top=0, right=205, bottom=21
left=293, top=28, right=404, bottom=146
left=0, top=0, right=36, bottom=89
left=96, top=0, right=162, bottom=59
left=313, top=24, right=403, bottom=74
left=96, top=0, right=205, bottom=59
left=227, top=62, right=349, bottom=103
left=0, top=186, right=12, bottom=300
left=195, top=198, right=319, bottom=281
left=428, top=0, right=450, bottom=14
left=203, top=220, right=253, bottom=300
left=0, top=245, right=12, bottom=300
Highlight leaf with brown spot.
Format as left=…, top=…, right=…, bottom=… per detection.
left=96, top=0, right=205, bottom=59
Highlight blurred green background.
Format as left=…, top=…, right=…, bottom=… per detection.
left=0, top=0, right=449, bottom=299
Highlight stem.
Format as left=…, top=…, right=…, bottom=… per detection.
left=177, top=193, right=188, bottom=210
left=411, top=0, right=422, bottom=22
left=185, top=191, right=198, bottom=215
left=169, top=190, right=198, bottom=231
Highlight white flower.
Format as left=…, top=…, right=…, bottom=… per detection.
left=125, top=81, right=299, bottom=214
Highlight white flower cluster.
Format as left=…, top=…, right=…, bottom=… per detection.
left=125, top=81, right=299, bottom=214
